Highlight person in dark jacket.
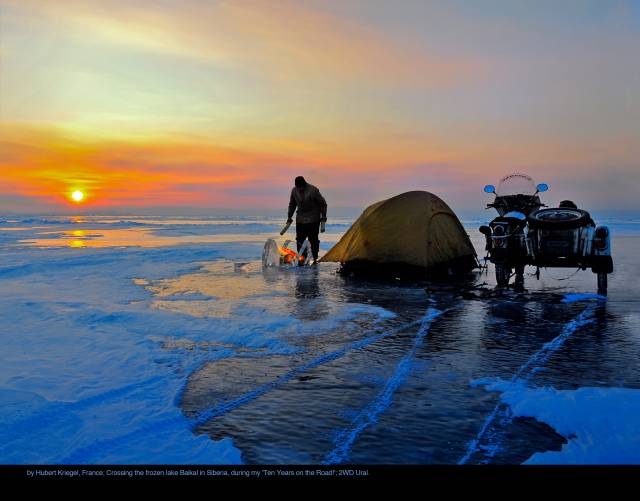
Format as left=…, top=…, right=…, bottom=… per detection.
left=287, top=176, right=327, bottom=265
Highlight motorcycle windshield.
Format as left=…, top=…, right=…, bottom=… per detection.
left=496, top=173, right=537, bottom=196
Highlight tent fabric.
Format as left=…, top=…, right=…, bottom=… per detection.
left=320, top=191, right=476, bottom=270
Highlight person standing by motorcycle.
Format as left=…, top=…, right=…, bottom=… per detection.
left=285, top=176, right=327, bottom=265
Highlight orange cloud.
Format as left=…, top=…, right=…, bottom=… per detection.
left=2, top=121, right=638, bottom=214
left=0, top=124, right=354, bottom=209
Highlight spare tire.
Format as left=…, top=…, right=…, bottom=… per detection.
left=528, top=208, right=591, bottom=230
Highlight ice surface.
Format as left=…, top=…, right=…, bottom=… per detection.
left=562, top=293, right=608, bottom=303
left=323, top=307, right=444, bottom=464
left=1, top=215, right=639, bottom=464
left=473, top=380, right=640, bottom=464
left=0, top=216, right=396, bottom=463
left=459, top=303, right=598, bottom=464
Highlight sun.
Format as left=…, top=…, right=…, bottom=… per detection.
left=71, top=190, right=84, bottom=203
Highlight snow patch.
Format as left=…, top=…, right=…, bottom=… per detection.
left=474, top=380, right=640, bottom=464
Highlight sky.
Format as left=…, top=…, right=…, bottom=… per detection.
left=1, top=0, right=639, bottom=215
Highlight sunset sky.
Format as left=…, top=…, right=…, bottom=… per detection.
left=1, top=0, right=638, bottom=214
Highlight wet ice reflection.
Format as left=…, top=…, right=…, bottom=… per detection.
left=20, top=228, right=343, bottom=248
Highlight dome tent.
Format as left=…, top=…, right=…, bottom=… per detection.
left=320, top=191, right=477, bottom=279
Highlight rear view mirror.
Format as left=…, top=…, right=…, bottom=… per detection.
left=536, top=183, right=549, bottom=193
left=484, top=185, right=496, bottom=194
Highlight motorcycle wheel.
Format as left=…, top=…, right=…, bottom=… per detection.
left=527, top=208, right=591, bottom=231
left=495, top=264, right=511, bottom=288
left=597, top=273, right=607, bottom=294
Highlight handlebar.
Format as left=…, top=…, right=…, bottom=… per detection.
left=486, top=195, right=546, bottom=213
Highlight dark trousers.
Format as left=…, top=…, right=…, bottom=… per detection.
left=296, top=221, right=320, bottom=260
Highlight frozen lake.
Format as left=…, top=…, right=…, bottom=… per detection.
left=1, top=215, right=639, bottom=464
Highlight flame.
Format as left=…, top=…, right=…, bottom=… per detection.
left=278, top=245, right=305, bottom=265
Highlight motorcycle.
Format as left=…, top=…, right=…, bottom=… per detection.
left=479, top=173, right=613, bottom=293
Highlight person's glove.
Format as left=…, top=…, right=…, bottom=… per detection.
left=320, top=220, right=326, bottom=233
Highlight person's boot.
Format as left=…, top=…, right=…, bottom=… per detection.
left=311, top=240, right=320, bottom=266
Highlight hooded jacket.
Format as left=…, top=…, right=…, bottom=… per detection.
left=288, top=184, right=327, bottom=224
